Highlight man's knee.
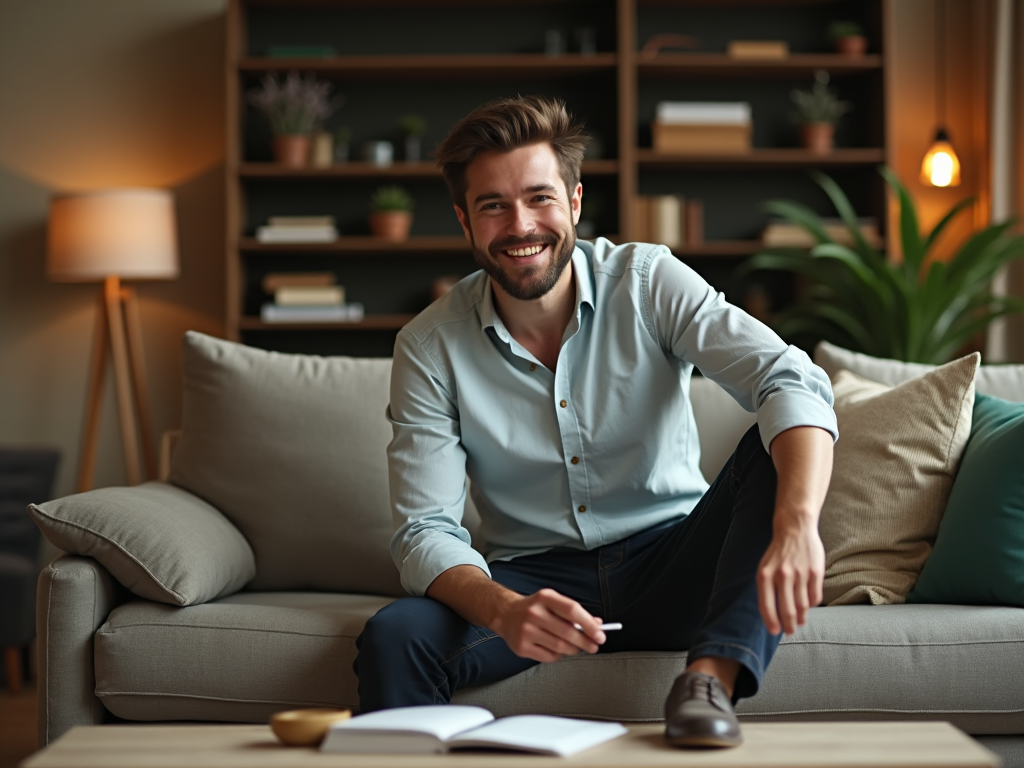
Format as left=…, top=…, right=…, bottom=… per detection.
left=359, top=597, right=447, bottom=654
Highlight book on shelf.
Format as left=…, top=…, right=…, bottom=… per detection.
left=631, top=196, right=704, bottom=249
left=256, top=225, right=338, bottom=243
left=261, top=272, right=337, bottom=293
left=762, top=218, right=881, bottom=248
left=653, top=101, right=752, bottom=154
left=267, top=216, right=337, bottom=227
left=727, top=40, right=789, bottom=59
left=319, top=705, right=627, bottom=757
left=275, top=285, right=346, bottom=306
left=260, top=302, right=365, bottom=323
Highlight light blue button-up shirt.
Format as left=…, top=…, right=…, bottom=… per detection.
left=387, top=238, right=837, bottom=596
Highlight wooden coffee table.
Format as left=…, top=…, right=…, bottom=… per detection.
left=22, top=722, right=999, bottom=768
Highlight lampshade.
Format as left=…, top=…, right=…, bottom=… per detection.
left=920, top=128, right=962, bottom=188
left=47, top=189, right=179, bottom=282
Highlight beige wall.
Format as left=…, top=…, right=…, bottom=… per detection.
left=0, top=0, right=227, bottom=504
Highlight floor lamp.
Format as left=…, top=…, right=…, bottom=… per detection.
left=47, top=189, right=179, bottom=492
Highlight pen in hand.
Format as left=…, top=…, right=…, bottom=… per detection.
left=573, top=622, right=622, bottom=632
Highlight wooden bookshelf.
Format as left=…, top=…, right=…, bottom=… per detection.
left=226, top=0, right=889, bottom=355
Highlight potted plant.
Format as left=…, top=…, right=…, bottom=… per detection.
left=369, top=185, right=415, bottom=241
left=247, top=71, right=341, bottom=168
left=398, top=114, right=428, bottom=163
left=739, top=166, right=1024, bottom=363
left=828, top=20, right=868, bottom=56
left=790, top=70, right=850, bottom=155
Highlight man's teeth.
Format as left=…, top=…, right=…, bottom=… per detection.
left=506, top=244, right=545, bottom=257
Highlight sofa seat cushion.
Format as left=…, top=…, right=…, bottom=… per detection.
left=95, top=592, right=394, bottom=723
left=96, top=597, right=1024, bottom=734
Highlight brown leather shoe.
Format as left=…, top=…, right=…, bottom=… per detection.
left=664, top=671, right=742, bottom=748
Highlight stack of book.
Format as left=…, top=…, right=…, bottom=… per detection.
left=652, top=102, right=752, bottom=155
left=260, top=271, right=364, bottom=323
left=762, top=218, right=882, bottom=248
left=631, top=196, right=704, bottom=249
left=256, top=216, right=338, bottom=243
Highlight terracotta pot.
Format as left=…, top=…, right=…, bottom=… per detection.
left=272, top=135, right=311, bottom=168
left=800, top=122, right=835, bottom=155
left=835, top=35, right=867, bottom=56
left=369, top=211, right=413, bottom=241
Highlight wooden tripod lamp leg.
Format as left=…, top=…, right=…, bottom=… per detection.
left=76, top=286, right=111, bottom=493
left=105, top=276, right=142, bottom=486
left=121, top=286, right=157, bottom=481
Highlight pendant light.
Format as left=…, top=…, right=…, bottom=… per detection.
left=920, top=0, right=961, bottom=187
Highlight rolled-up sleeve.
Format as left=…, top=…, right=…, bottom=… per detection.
left=387, top=329, right=491, bottom=596
left=647, top=249, right=837, bottom=452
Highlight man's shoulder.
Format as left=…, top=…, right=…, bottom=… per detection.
left=583, top=237, right=669, bottom=279
left=400, top=269, right=488, bottom=346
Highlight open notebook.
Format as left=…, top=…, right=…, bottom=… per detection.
left=320, top=705, right=628, bottom=757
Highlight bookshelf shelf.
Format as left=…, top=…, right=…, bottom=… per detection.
left=239, top=54, right=619, bottom=80
left=636, top=148, right=887, bottom=170
left=239, top=236, right=469, bottom=253
left=239, top=160, right=620, bottom=179
left=637, top=54, right=883, bottom=79
left=239, top=314, right=416, bottom=331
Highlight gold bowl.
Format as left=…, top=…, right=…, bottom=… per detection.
left=270, top=708, right=353, bottom=746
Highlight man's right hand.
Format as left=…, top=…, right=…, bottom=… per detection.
left=425, top=565, right=606, bottom=663
left=493, top=588, right=606, bottom=662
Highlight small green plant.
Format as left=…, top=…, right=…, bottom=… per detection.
left=791, top=70, right=851, bottom=125
left=247, top=71, right=341, bottom=136
left=398, top=114, right=428, bottom=137
left=370, top=185, right=415, bottom=212
left=739, top=166, right=1024, bottom=364
left=828, top=20, right=864, bottom=41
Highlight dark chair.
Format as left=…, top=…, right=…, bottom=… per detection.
left=0, top=448, right=60, bottom=695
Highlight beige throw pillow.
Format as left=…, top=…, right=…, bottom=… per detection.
left=821, top=353, right=979, bottom=606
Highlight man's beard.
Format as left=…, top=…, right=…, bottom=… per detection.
left=471, top=228, right=576, bottom=301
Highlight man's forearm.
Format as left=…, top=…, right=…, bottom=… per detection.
left=425, top=564, right=519, bottom=630
left=768, top=425, right=834, bottom=528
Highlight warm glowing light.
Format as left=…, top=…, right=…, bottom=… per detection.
left=920, top=130, right=961, bottom=187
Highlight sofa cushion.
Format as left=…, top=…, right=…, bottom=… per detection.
left=820, top=355, right=978, bottom=606
left=814, top=340, right=1024, bottom=402
left=169, top=332, right=403, bottom=596
left=909, top=393, right=1024, bottom=607
left=30, top=482, right=255, bottom=606
left=93, top=597, right=1024, bottom=733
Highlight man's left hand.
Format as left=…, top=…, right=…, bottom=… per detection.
left=757, top=520, right=825, bottom=635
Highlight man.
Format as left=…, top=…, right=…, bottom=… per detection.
left=354, top=95, right=836, bottom=749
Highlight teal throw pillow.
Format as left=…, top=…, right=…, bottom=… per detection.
left=909, top=393, right=1024, bottom=606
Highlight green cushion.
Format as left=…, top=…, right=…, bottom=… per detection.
left=909, top=394, right=1024, bottom=606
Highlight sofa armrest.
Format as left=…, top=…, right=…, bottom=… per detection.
left=36, top=555, right=129, bottom=746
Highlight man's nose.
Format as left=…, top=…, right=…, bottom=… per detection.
left=507, top=203, right=536, bottom=236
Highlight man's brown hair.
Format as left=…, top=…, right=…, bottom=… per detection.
left=434, top=95, right=589, bottom=212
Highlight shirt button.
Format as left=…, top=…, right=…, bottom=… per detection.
left=560, top=399, right=567, bottom=408
left=571, top=456, right=579, bottom=465
left=529, top=364, right=537, bottom=371
left=578, top=505, right=587, bottom=513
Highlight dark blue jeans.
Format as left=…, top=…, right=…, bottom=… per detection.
left=355, top=424, right=781, bottom=711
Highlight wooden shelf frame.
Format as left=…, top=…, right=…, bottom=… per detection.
left=238, top=160, right=620, bottom=179
left=226, top=0, right=890, bottom=348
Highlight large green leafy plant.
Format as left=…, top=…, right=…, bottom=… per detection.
left=741, top=167, right=1024, bottom=363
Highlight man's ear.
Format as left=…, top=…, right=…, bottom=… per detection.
left=454, top=204, right=472, bottom=242
left=571, top=183, right=583, bottom=226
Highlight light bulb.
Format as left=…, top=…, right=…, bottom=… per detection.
left=920, top=129, right=961, bottom=187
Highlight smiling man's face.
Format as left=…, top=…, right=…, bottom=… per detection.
left=455, top=142, right=582, bottom=302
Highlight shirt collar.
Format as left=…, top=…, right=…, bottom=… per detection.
left=478, top=244, right=594, bottom=339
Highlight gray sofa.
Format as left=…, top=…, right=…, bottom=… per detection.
left=33, top=332, right=1024, bottom=763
